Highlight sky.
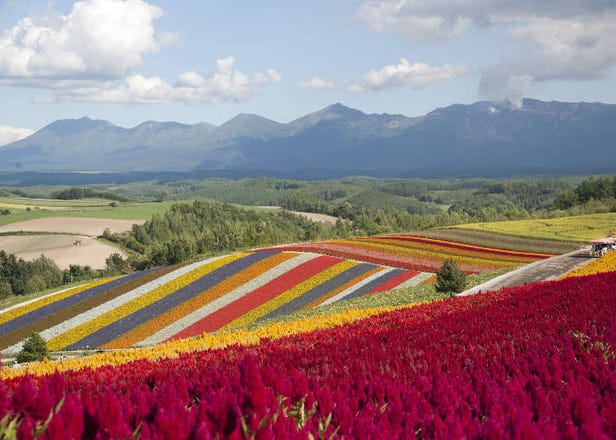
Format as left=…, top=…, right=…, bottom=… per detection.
left=0, top=0, right=615, bottom=145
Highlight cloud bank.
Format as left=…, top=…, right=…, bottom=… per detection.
left=43, top=57, right=281, bottom=104
left=355, top=58, right=469, bottom=91
left=358, top=0, right=616, bottom=102
left=0, top=0, right=279, bottom=103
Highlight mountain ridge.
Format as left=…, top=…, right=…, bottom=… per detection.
left=1, top=99, right=615, bottom=176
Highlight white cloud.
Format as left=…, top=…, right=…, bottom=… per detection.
left=357, top=0, right=473, bottom=42
left=0, top=0, right=167, bottom=84
left=0, top=3, right=280, bottom=105
left=0, top=125, right=34, bottom=146
left=49, top=57, right=281, bottom=104
left=297, top=76, right=337, bottom=90
left=355, top=58, right=469, bottom=91
left=357, top=1, right=616, bottom=102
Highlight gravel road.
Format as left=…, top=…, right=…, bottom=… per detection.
left=459, top=248, right=593, bottom=296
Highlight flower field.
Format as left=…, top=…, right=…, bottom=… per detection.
left=0, top=250, right=428, bottom=353
left=1, top=272, right=614, bottom=438
left=261, top=234, right=553, bottom=273
left=450, top=212, right=616, bottom=242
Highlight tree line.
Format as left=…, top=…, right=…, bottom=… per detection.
left=556, top=176, right=616, bottom=209
left=50, top=187, right=129, bottom=202
left=0, top=251, right=111, bottom=300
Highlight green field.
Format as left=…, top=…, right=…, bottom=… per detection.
left=0, top=197, right=178, bottom=227
left=450, top=213, right=616, bottom=242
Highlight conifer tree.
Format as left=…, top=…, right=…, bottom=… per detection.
left=16, top=332, right=48, bottom=363
left=435, top=259, right=467, bottom=297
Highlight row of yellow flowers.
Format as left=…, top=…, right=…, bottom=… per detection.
left=102, top=252, right=299, bottom=349
left=46, top=253, right=248, bottom=351
left=562, top=251, right=616, bottom=278
left=0, top=277, right=118, bottom=326
left=1, top=300, right=432, bottom=380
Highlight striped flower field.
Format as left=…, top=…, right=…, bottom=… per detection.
left=0, top=250, right=429, bottom=353
left=261, top=234, right=554, bottom=273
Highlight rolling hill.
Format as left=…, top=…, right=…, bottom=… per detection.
left=0, top=234, right=552, bottom=354
left=1, top=99, right=615, bottom=176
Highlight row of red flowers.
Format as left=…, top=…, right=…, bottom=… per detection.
left=1, top=272, right=614, bottom=438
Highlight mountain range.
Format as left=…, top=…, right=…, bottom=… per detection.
left=1, top=99, right=615, bottom=177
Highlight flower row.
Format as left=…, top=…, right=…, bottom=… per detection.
left=1, top=272, right=614, bottom=438
left=261, top=232, right=546, bottom=273
left=2, top=251, right=425, bottom=353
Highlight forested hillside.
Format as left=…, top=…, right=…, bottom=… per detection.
left=104, top=200, right=349, bottom=268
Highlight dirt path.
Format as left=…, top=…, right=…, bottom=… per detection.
left=459, top=248, right=594, bottom=296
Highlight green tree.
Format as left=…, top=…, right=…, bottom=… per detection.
left=156, top=191, right=169, bottom=203
left=24, top=274, right=47, bottom=294
left=435, top=259, right=467, bottom=297
left=16, top=332, right=48, bottom=363
left=0, top=280, right=12, bottom=299
left=105, top=253, right=130, bottom=275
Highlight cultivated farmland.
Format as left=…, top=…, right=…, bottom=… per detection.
left=0, top=235, right=127, bottom=270
left=0, top=233, right=555, bottom=354
left=0, top=249, right=431, bottom=353
left=262, top=234, right=553, bottom=273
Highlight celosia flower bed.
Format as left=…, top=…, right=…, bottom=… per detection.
left=261, top=234, right=554, bottom=273
left=1, top=251, right=425, bottom=352
left=1, top=272, right=614, bottom=438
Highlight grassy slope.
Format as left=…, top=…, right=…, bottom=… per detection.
left=449, top=213, right=616, bottom=242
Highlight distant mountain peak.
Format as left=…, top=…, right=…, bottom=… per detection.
left=44, top=116, right=116, bottom=135
left=319, top=102, right=364, bottom=118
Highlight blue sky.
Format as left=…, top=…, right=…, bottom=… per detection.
left=1, top=0, right=615, bottom=144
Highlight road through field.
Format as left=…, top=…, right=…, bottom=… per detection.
left=459, top=248, right=593, bottom=296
